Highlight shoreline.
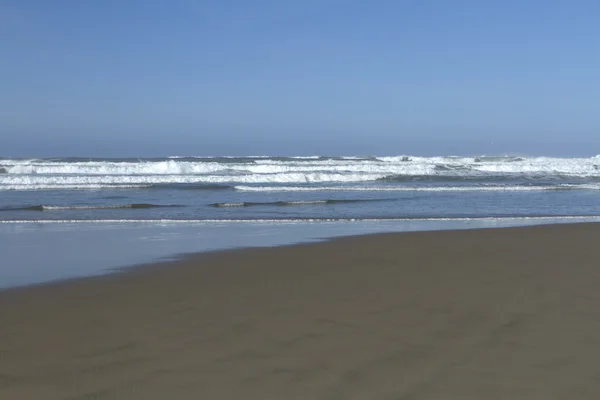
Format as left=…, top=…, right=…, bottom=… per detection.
left=2, top=218, right=600, bottom=291
left=3, top=222, right=600, bottom=398
left=0, top=220, right=597, bottom=295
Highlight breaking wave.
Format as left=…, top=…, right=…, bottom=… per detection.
left=234, top=184, right=600, bottom=192
left=149, top=183, right=234, bottom=190
left=1, top=155, right=599, bottom=190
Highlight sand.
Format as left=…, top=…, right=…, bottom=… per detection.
left=2, top=223, right=600, bottom=399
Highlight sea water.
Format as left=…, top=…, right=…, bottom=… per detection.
left=2, top=155, right=600, bottom=288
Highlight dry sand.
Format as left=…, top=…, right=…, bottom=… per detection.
left=2, top=223, right=600, bottom=399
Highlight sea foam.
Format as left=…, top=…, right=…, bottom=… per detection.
left=1, top=156, right=599, bottom=190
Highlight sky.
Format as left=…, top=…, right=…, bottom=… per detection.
left=1, top=0, right=599, bottom=157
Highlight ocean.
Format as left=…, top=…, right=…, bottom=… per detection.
left=2, top=155, right=600, bottom=287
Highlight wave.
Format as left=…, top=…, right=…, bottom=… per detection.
left=148, top=183, right=234, bottom=190
left=5, top=181, right=597, bottom=192
left=4, top=173, right=599, bottom=191
left=234, top=184, right=600, bottom=192
left=208, top=198, right=390, bottom=208
left=378, top=173, right=590, bottom=183
left=473, top=156, right=524, bottom=163
left=0, top=172, right=390, bottom=189
left=0, top=184, right=153, bottom=191
left=0, top=183, right=232, bottom=191
left=377, top=174, right=513, bottom=182
left=1, top=155, right=599, bottom=190
left=0, top=203, right=182, bottom=212
left=1, top=155, right=599, bottom=175
left=2, top=215, right=600, bottom=224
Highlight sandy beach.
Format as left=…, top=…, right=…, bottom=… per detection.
left=2, top=223, right=600, bottom=399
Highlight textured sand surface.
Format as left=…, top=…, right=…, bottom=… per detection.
left=2, top=223, right=600, bottom=399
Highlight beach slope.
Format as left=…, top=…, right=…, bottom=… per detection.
left=2, top=223, right=600, bottom=399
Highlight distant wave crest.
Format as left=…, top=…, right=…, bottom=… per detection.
left=1, top=155, right=599, bottom=190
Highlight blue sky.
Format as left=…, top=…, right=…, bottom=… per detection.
left=1, top=0, right=599, bottom=157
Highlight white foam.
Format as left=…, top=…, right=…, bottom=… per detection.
left=0, top=172, right=390, bottom=189
left=3, top=159, right=435, bottom=176
left=234, top=184, right=600, bottom=192
left=0, top=184, right=152, bottom=191
left=2, top=155, right=599, bottom=190
left=4, top=160, right=228, bottom=175
left=213, top=202, right=245, bottom=207
left=40, top=205, right=122, bottom=211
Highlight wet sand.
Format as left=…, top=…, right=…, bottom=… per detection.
left=2, top=223, right=600, bottom=399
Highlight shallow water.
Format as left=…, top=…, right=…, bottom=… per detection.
left=2, top=217, right=600, bottom=289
